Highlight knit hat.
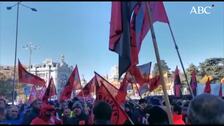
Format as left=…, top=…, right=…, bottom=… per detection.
left=72, top=101, right=83, bottom=110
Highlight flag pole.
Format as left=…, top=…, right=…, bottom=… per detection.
left=145, top=2, right=173, bottom=124
left=130, top=74, right=143, bottom=99
left=167, top=23, right=194, bottom=99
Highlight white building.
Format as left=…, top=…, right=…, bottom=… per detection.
left=29, top=55, right=73, bottom=97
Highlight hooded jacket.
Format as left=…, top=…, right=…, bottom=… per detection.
left=30, top=103, right=55, bottom=125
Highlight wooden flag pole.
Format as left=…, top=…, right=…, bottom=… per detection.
left=167, top=23, right=194, bottom=98
left=145, top=2, right=173, bottom=124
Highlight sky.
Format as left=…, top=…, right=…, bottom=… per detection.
left=0, top=2, right=224, bottom=81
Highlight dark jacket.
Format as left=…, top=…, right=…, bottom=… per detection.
left=22, top=108, right=39, bottom=124
left=94, top=120, right=112, bottom=125
left=67, top=112, right=88, bottom=125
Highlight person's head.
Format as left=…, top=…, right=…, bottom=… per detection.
left=63, top=108, right=71, bottom=118
left=187, top=94, right=224, bottom=124
left=124, top=103, right=131, bottom=113
left=139, top=99, right=147, bottom=109
left=148, top=106, right=169, bottom=124
left=93, top=101, right=112, bottom=122
left=72, top=101, right=83, bottom=116
left=31, top=98, right=42, bottom=110
left=0, top=97, right=7, bottom=109
left=7, top=105, right=19, bottom=120
left=0, top=108, right=6, bottom=121
left=173, top=103, right=182, bottom=115
left=39, top=103, right=55, bottom=120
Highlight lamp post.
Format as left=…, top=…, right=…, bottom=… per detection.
left=22, top=42, right=39, bottom=72
left=7, top=2, right=37, bottom=105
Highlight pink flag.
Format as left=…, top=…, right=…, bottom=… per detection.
left=174, top=66, right=182, bottom=97
left=28, top=86, right=37, bottom=104
left=204, top=78, right=211, bottom=94
left=219, top=83, right=222, bottom=97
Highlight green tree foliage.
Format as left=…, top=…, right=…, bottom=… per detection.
left=198, top=58, right=224, bottom=83
left=152, top=60, right=170, bottom=76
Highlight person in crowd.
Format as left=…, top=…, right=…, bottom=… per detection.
left=148, top=106, right=169, bottom=124
left=0, top=108, right=6, bottom=124
left=93, top=101, right=112, bottom=125
left=30, top=103, right=55, bottom=125
left=172, top=102, right=185, bottom=125
left=61, top=108, right=72, bottom=124
left=67, top=101, right=88, bottom=125
left=0, top=97, right=7, bottom=124
left=22, top=98, right=42, bottom=124
left=187, top=93, right=224, bottom=124
left=0, top=97, right=7, bottom=110
left=5, top=105, right=23, bottom=124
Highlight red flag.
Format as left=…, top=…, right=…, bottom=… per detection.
left=77, top=77, right=95, bottom=97
left=190, top=70, right=197, bottom=96
left=129, top=65, right=147, bottom=86
left=59, top=65, right=81, bottom=102
left=95, top=72, right=119, bottom=98
left=95, top=72, right=129, bottom=125
left=174, top=66, right=182, bottom=97
left=219, top=83, right=223, bottom=97
left=42, top=77, right=57, bottom=103
left=28, top=86, right=37, bottom=104
left=115, top=73, right=130, bottom=104
left=204, top=78, right=211, bottom=94
left=130, top=1, right=169, bottom=65
left=18, top=60, right=46, bottom=87
left=148, top=75, right=160, bottom=92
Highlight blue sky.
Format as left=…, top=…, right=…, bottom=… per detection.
left=0, top=2, right=224, bottom=81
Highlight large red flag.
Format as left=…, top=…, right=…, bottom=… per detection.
left=109, top=2, right=138, bottom=78
left=77, top=76, right=95, bottom=97
left=42, top=77, right=57, bottom=103
left=130, top=2, right=168, bottom=65
left=109, top=2, right=169, bottom=78
left=174, top=66, right=182, bottom=97
left=18, top=60, right=46, bottom=87
left=95, top=72, right=119, bottom=98
left=204, top=78, right=211, bottom=94
left=219, top=83, right=223, bottom=97
left=95, top=72, right=129, bottom=125
left=190, top=70, right=197, bottom=96
left=59, top=65, right=81, bottom=102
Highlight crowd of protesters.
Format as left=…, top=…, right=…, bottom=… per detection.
left=0, top=93, right=224, bottom=125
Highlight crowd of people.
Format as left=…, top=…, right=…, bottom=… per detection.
left=0, top=93, right=224, bottom=125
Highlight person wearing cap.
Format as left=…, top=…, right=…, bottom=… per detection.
left=67, top=101, right=88, bottom=125
left=30, top=103, right=55, bottom=125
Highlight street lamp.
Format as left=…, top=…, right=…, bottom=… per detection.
left=22, top=42, right=39, bottom=72
left=7, top=2, right=37, bottom=105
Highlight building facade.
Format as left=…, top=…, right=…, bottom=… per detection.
left=29, top=55, right=73, bottom=97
